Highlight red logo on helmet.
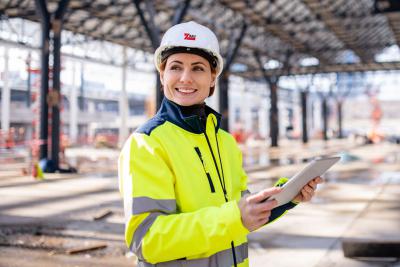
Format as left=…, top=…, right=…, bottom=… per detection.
left=184, top=33, right=196, bottom=40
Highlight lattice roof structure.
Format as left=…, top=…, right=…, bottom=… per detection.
left=1, top=0, right=400, bottom=78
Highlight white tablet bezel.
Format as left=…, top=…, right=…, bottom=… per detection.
left=268, top=156, right=341, bottom=207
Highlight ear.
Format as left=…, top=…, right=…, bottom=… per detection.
left=159, top=70, right=164, bottom=86
left=210, top=73, right=216, bottom=87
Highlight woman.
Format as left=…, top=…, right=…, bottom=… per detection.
left=119, top=21, right=322, bottom=267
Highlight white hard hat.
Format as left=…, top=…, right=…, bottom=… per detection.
left=154, top=21, right=224, bottom=77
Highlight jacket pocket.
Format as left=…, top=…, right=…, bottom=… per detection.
left=194, top=147, right=215, bottom=193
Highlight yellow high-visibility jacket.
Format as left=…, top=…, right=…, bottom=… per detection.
left=119, top=98, right=296, bottom=267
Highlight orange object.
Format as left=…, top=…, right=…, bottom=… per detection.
left=5, top=129, right=15, bottom=149
left=31, top=162, right=44, bottom=180
left=31, top=163, right=38, bottom=177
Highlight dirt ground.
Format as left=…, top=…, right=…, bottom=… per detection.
left=1, top=140, right=399, bottom=267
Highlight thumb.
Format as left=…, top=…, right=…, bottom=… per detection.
left=248, top=187, right=282, bottom=203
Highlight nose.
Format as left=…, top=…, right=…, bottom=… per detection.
left=179, top=69, right=193, bottom=84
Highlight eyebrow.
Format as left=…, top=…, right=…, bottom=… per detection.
left=192, top=62, right=207, bottom=66
left=169, top=60, right=207, bottom=66
left=169, top=60, right=183, bottom=65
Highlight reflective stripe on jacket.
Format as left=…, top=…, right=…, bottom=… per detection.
left=119, top=98, right=295, bottom=267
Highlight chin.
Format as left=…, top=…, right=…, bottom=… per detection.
left=174, top=98, right=204, bottom=107
left=176, top=101, right=196, bottom=106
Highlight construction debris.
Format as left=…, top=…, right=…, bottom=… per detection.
left=342, top=238, right=400, bottom=259
left=66, top=242, right=107, bottom=255
left=93, top=209, right=113, bottom=221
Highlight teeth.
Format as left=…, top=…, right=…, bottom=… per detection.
left=176, top=88, right=196, bottom=93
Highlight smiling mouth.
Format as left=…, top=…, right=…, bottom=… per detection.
left=175, top=88, right=197, bottom=94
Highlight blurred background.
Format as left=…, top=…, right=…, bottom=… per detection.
left=0, top=0, right=399, bottom=266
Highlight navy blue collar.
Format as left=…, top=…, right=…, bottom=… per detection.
left=157, top=98, right=221, bottom=134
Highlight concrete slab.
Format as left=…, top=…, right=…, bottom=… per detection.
left=0, top=141, right=399, bottom=266
left=247, top=142, right=400, bottom=267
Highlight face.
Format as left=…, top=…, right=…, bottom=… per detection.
left=160, top=53, right=216, bottom=106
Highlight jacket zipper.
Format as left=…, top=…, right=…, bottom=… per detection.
left=194, top=147, right=215, bottom=193
left=203, top=129, right=238, bottom=267
left=203, top=133, right=228, bottom=201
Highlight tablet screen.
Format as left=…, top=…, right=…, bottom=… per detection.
left=268, top=156, right=341, bottom=207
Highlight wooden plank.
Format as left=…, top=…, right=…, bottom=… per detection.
left=66, top=243, right=107, bottom=255
left=92, top=210, right=113, bottom=221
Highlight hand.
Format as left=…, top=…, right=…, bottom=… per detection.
left=293, top=176, right=323, bottom=203
left=238, top=187, right=282, bottom=232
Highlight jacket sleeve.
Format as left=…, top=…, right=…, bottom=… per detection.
left=267, top=177, right=298, bottom=224
left=118, top=133, right=249, bottom=264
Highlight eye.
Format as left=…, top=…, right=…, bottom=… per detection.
left=169, top=64, right=182, bottom=71
left=193, top=65, right=205, bottom=72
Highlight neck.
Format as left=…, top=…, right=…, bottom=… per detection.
left=177, top=102, right=206, bottom=117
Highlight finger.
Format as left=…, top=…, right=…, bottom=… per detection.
left=254, top=211, right=271, bottom=224
left=248, top=187, right=282, bottom=203
left=293, top=192, right=302, bottom=203
left=308, top=180, right=317, bottom=190
left=301, top=190, right=309, bottom=201
left=250, top=200, right=277, bottom=214
left=303, top=185, right=314, bottom=193
left=259, top=210, right=271, bottom=220
left=302, top=188, right=314, bottom=201
left=256, top=200, right=278, bottom=212
left=258, top=214, right=271, bottom=225
left=314, top=176, right=323, bottom=184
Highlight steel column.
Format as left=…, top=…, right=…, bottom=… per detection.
left=1, top=46, right=10, bottom=133
left=219, top=23, right=247, bottom=131
left=322, top=98, right=328, bottom=141
left=269, top=81, right=279, bottom=147
left=337, top=101, right=343, bottom=139
left=224, top=23, right=247, bottom=69
left=218, top=73, right=229, bottom=130
left=26, top=53, right=32, bottom=108
left=69, top=61, right=78, bottom=145
left=34, top=0, right=50, bottom=160
left=173, top=0, right=191, bottom=25
left=132, top=0, right=191, bottom=109
left=119, top=46, right=129, bottom=147
left=51, top=25, right=61, bottom=169
left=51, top=0, right=70, bottom=169
left=132, top=0, right=163, bottom=108
left=132, top=0, right=160, bottom=51
left=301, top=90, right=308, bottom=143
left=254, top=51, right=280, bottom=147
left=79, top=63, right=85, bottom=110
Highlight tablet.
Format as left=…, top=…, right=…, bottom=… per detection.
left=267, top=156, right=341, bottom=207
